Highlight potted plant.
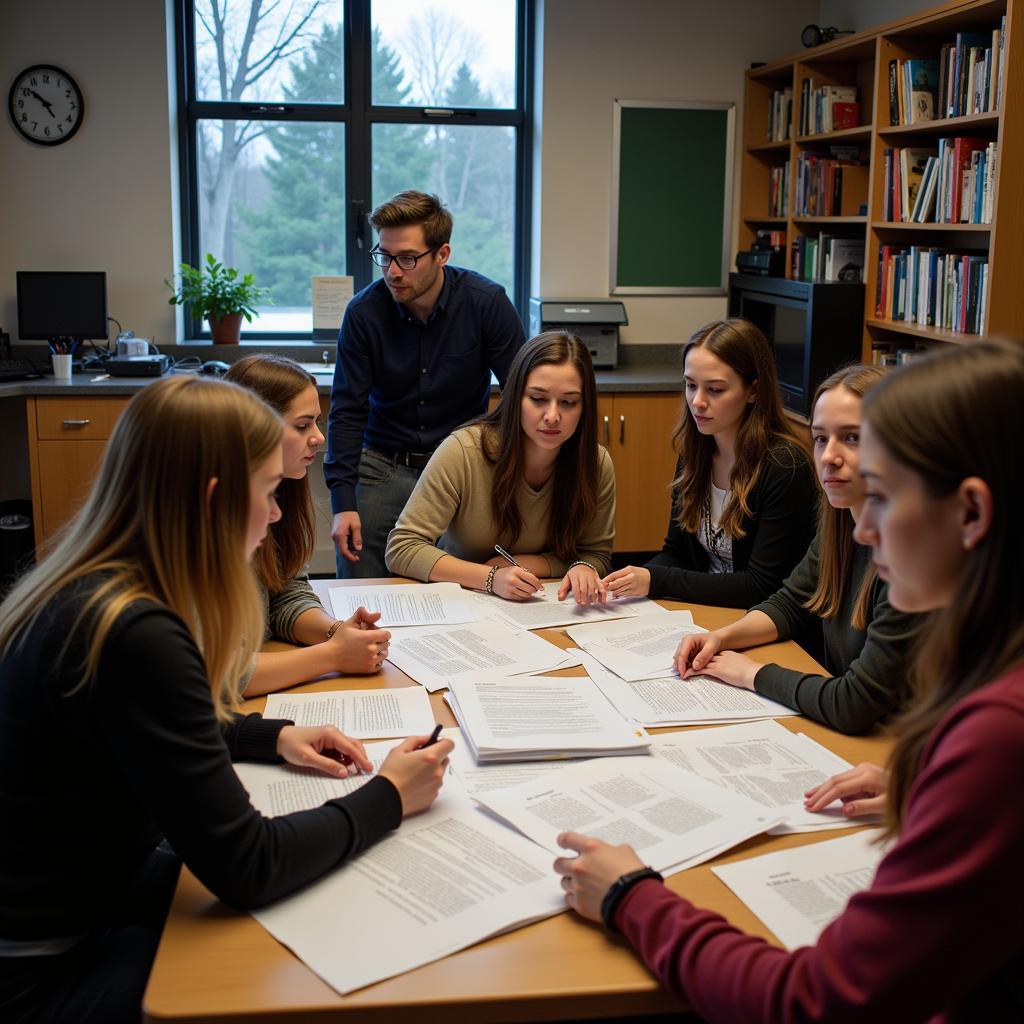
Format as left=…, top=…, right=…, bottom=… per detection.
left=166, top=253, right=269, bottom=344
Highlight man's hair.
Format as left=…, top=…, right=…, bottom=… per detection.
left=369, top=191, right=453, bottom=248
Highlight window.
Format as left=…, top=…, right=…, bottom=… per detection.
left=175, top=0, right=530, bottom=338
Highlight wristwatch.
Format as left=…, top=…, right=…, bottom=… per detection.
left=600, top=866, right=663, bottom=932
left=326, top=619, right=344, bottom=640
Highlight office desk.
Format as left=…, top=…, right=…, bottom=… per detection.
left=144, top=587, right=892, bottom=1023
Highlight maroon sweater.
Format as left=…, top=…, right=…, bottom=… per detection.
left=616, top=667, right=1024, bottom=1023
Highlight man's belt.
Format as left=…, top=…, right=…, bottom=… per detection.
left=366, top=446, right=435, bottom=470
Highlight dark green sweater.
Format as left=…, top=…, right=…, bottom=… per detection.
left=751, top=532, right=921, bottom=734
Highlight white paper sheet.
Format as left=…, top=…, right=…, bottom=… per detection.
left=566, top=611, right=704, bottom=681
left=575, top=650, right=797, bottom=725
left=326, top=582, right=478, bottom=627
left=712, top=829, right=889, bottom=949
left=249, top=787, right=565, bottom=994
left=446, top=676, right=649, bottom=762
left=473, top=755, right=783, bottom=872
left=447, top=736, right=591, bottom=795
left=470, top=582, right=666, bottom=631
left=648, top=722, right=863, bottom=834
left=263, top=687, right=435, bottom=739
left=385, top=620, right=573, bottom=692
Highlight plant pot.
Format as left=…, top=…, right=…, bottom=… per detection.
left=208, top=312, right=244, bottom=345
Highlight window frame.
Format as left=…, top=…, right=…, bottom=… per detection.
left=173, top=0, right=532, bottom=341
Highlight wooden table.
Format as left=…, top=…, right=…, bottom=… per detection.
left=144, top=588, right=891, bottom=1023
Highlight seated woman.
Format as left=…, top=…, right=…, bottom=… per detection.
left=0, top=376, right=453, bottom=1023
left=385, top=331, right=615, bottom=604
left=554, top=341, right=1024, bottom=1022
left=226, top=355, right=391, bottom=696
left=674, top=364, right=920, bottom=735
left=603, top=318, right=816, bottom=607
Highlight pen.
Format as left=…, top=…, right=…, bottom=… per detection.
left=418, top=723, right=443, bottom=749
left=493, top=544, right=520, bottom=567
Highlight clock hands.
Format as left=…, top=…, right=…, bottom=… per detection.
left=30, top=89, right=56, bottom=118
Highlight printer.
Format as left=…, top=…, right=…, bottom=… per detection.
left=528, top=299, right=627, bottom=369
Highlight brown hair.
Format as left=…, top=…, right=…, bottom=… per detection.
left=804, top=364, right=885, bottom=629
left=369, top=190, right=453, bottom=249
left=0, top=376, right=282, bottom=721
left=672, top=317, right=806, bottom=539
left=226, top=355, right=319, bottom=592
left=862, top=342, right=1024, bottom=837
left=475, top=332, right=599, bottom=562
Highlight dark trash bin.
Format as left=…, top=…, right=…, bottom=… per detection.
left=0, top=499, right=35, bottom=598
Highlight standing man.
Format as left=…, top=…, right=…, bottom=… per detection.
left=325, top=191, right=526, bottom=578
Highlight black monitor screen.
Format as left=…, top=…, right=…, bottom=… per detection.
left=17, top=271, right=108, bottom=340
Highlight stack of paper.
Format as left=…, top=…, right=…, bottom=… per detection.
left=567, top=610, right=704, bottom=681
left=473, top=755, right=784, bottom=874
left=327, top=581, right=477, bottom=627
left=263, top=687, right=435, bottom=739
left=445, top=676, right=650, bottom=763
left=577, top=650, right=796, bottom=726
left=471, top=581, right=666, bottom=630
left=385, top=620, right=576, bottom=692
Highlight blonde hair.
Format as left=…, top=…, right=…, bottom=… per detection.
left=0, top=376, right=283, bottom=721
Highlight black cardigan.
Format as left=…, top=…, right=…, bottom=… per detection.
left=645, top=442, right=817, bottom=607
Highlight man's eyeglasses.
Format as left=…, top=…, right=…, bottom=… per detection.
left=370, top=245, right=438, bottom=271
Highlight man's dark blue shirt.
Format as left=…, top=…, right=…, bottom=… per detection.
left=324, top=266, right=525, bottom=514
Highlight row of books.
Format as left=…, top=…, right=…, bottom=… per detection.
left=767, top=87, right=792, bottom=142
left=791, top=234, right=865, bottom=283
left=768, top=163, right=789, bottom=216
left=798, top=80, right=860, bottom=136
left=794, top=147, right=867, bottom=217
left=876, top=245, right=988, bottom=334
left=887, top=19, right=1005, bottom=125
left=881, top=139, right=997, bottom=224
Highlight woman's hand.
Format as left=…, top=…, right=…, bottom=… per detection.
left=600, top=565, right=651, bottom=600
left=492, top=565, right=543, bottom=601
left=553, top=831, right=646, bottom=923
left=276, top=725, right=373, bottom=778
left=804, top=762, right=889, bottom=818
left=558, top=564, right=607, bottom=604
left=698, top=651, right=760, bottom=690
left=378, top=734, right=455, bottom=817
left=325, top=607, right=391, bottom=674
left=673, top=631, right=723, bottom=676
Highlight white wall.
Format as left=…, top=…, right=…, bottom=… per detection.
left=0, top=0, right=179, bottom=345
left=533, top=0, right=817, bottom=346
left=818, top=0, right=931, bottom=34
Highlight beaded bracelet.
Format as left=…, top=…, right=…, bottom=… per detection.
left=566, top=559, right=598, bottom=574
left=484, top=564, right=499, bottom=594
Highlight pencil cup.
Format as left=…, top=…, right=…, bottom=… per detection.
left=51, top=354, right=72, bottom=379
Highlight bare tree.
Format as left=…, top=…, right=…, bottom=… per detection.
left=195, top=0, right=325, bottom=259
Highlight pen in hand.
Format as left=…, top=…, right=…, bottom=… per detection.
left=417, top=723, right=444, bottom=749
left=493, top=545, right=543, bottom=595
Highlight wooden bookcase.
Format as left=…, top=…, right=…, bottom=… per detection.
left=739, top=0, right=1022, bottom=360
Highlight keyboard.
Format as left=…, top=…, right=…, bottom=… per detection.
left=0, top=357, right=44, bottom=382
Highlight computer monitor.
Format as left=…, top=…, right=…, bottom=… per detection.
left=16, top=271, right=108, bottom=341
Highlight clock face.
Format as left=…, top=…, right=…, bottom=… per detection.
left=8, top=65, right=84, bottom=146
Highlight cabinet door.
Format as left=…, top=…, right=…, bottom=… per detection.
left=36, top=439, right=108, bottom=540
left=605, top=393, right=681, bottom=552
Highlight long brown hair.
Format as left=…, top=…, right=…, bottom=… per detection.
left=864, top=342, right=1024, bottom=836
left=672, top=317, right=805, bottom=538
left=804, top=364, right=886, bottom=629
left=0, top=376, right=282, bottom=721
left=226, top=355, right=318, bottom=591
left=475, top=331, right=599, bottom=561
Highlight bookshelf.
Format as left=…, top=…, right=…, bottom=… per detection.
left=739, top=0, right=1022, bottom=360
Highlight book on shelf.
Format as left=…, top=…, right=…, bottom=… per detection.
left=768, top=163, right=789, bottom=217
left=875, top=244, right=987, bottom=334
left=882, top=141, right=995, bottom=224
left=755, top=229, right=786, bottom=249
left=768, top=87, right=792, bottom=141
left=794, top=146, right=867, bottom=217
left=801, top=81, right=859, bottom=135
left=791, top=235, right=864, bottom=283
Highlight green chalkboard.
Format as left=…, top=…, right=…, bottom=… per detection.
left=612, top=101, right=734, bottom=294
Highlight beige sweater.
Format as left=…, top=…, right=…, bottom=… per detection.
left=385, top=424, right=616, bottom=582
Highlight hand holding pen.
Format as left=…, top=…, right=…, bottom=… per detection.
left=491, top=545, right=543, bottom=601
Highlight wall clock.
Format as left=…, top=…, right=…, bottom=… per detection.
left=8, top=64, right=84, bottom=146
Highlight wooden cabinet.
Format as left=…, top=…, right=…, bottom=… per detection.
left=27, top=396, right=129, bottom=544
left=598, top=392, right=681, bottom=552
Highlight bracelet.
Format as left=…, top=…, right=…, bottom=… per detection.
left=567, top=560, right=597, bottom=574
left=484, top=565, right=499, bottom=594
left=325, top=619, right=344, bottom=640
left=600, top=867, right=663, bottom=933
